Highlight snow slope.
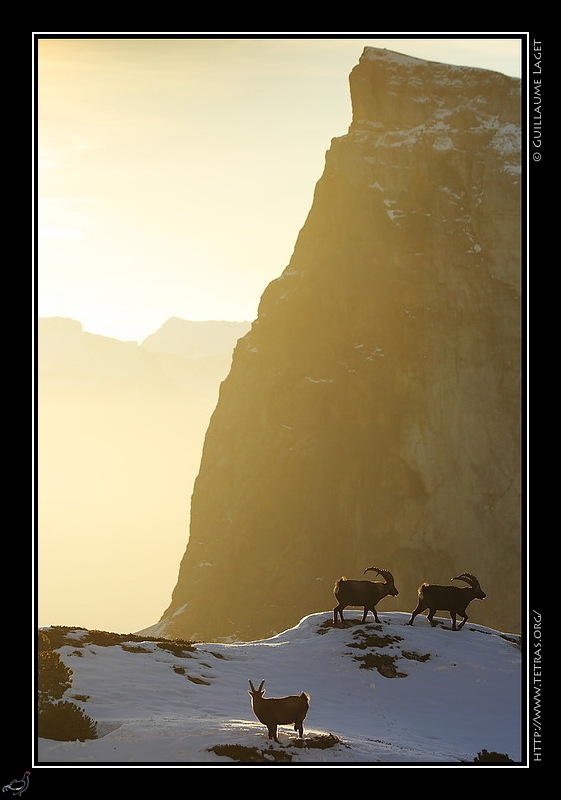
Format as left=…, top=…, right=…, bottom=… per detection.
left=36, top=612, right=523, bottom=766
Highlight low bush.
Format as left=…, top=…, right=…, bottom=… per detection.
left=38, top=701, right=97, bottom=741
left=38, top=651, right=73, bottom=706
left=473, top=749, right=515, bottom=763
left=37, top=629, right=98, bottom=741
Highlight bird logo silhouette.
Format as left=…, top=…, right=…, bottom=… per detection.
left=2, top=772, right=30, bottom=797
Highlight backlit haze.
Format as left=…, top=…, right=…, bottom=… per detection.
left=36, top=35, right=523, bottom=635
left=37, top=36, right=522, bottom=342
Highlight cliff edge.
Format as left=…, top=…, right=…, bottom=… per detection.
left=156, top=48, right=522, bottom=642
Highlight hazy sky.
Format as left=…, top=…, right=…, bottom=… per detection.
left=36, top=34, right=524, bottom=343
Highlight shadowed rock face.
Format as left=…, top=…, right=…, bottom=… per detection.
left=157, top=48, right=522, bottom=642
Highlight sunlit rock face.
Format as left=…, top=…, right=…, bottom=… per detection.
left=159, top=48, right=521, bottom=642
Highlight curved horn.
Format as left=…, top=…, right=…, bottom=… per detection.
left=452, top=573, right=481, bottom=588
left=365, top=567, right=394, bottom=583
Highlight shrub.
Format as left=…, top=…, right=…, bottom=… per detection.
left=38, top=651, right=73, bottom=706
left=37, top=630, right=51, bottom=653
left=292, top=733, right=345, bottom=749
left=38, top=626, right=84, bottom=651
left=473, top=749, right=515, bottom=763
left=156, top=641, right=196, bottom=657
left=209, top=744, right=292, bottom=763
left=37, top=630, right=98, bottom=741
left=38, top=626, right=197, bottom=651
left=38, top=701, right=97, bottom=741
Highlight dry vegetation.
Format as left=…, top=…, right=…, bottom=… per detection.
left=318, top=620, right=431, bottom=678
left=209, top=733, right=346, bottom=763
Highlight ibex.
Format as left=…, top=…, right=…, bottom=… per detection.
left=333, top=567, right=399, bottom=625
left=408, top=573, right=487, bottom=630
left=248, top=680, right=310, bottom=743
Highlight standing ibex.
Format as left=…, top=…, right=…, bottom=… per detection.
left=408, top=573, right=487, bottom=630
left=248, top=680, right=310, bottom=743
left=333, top=567, right=399, bottom=625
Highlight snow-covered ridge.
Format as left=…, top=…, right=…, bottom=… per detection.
left=362, top=48, right=436, bottom=69
left=38, top=612, right=523, bottom=765
left=361, top=47, right=513, bottom=79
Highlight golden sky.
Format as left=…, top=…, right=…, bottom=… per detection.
left=36, top=35, right=523, bottom=343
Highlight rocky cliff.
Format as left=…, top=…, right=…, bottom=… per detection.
left=157, top=48, right=522, bottom=641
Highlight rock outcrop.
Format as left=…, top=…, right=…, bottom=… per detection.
left=157, top=48, right=522, bottom=642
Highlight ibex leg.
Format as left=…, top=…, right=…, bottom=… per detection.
left=363, top=606, right=381, bottom=623
left=408, top=601, right=427, bottom=626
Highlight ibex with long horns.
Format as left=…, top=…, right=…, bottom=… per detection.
left=248, top=680, right=310, bottom=743
left=408, top=573, right=487, bottom=630
left=333, top=567, right=399, bottom=625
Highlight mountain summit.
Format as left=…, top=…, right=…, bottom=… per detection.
left=156, top=48, right=522, bottom=643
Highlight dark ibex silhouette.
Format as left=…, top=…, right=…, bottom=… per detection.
left=333, top=567, right=399, bottom=625
left=248, top=680, right=310, bottom=743
left=408, top=573, right=487, bottom=630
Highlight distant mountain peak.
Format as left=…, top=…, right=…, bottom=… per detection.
left=38, top=316, right=83, bottom=334
left=141, top=318, right=251, bottom=357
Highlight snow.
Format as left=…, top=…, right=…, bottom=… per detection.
left=433, top=136, right=456, bottom=151
left=37, top=612, right=523, bottom=766
left=360, top=47, right=511, bottom=84
left=363, top=48, right=432, bottom=69
left=385, top=209, right=406, bottom=222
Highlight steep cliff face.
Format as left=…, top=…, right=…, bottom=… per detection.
left=157, top=48, right=521, bottom=642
